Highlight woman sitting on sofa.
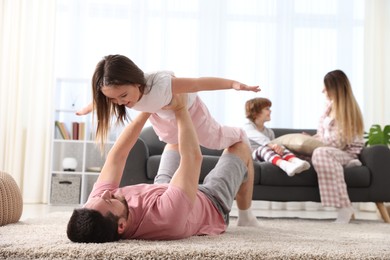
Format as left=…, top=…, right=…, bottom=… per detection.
left=311, top=69, right=364, bottom=224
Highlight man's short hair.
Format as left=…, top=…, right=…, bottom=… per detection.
left=67, top=208, right=120, bottom=243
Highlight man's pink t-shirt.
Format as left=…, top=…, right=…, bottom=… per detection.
left=88, top=181, right=226, bottom=240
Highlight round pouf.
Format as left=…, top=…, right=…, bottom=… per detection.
left=0, top=171, right=23, bottom=226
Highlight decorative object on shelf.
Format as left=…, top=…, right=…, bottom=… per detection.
left=62, top=157, right=78, bottom=171
left=55, top=121, right=86, bottom=140
left=0, top=171, right=23, bottom=226
left=364, top=124, right=390, bottom=147
left=86, top=166, right=102, bottom=172
left=55, top=121, right=71, bottom=140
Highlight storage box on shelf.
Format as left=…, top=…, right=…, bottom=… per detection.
left=49, top=78, right=118, bottom=205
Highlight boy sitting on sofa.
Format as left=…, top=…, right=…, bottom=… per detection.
left=243, top=97, right=310, bottom=176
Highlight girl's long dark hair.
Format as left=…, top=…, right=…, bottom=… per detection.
left=92, top=55, right=146, bottom=149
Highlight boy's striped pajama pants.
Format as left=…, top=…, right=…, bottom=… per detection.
left=253, top=145, right=295, bottom=164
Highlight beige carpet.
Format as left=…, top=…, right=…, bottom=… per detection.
left=1, top=212, right=390, bottom=260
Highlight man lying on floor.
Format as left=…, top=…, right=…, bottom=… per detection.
left=67, top=94, right=259, bottom=242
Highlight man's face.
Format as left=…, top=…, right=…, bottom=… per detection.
left=84, top=190, right=129, bottom=219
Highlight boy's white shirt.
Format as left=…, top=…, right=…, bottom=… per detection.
left=243, top=120, right=275, bottom=151
left=132, top=71, right=197, bottom=119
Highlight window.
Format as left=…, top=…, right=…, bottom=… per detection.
left=55, top=0, right=364, bottom=128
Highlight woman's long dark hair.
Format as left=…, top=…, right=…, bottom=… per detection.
left=324, top=69, right=364, bottom=144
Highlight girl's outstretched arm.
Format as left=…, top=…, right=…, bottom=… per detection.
left=171, top=77, right=260, bottom=94
left=76, top=103, right=93, bottom=116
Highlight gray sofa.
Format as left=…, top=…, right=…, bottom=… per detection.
left=120, top=126, right=390, bottom=222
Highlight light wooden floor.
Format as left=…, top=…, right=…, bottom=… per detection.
left=21, top=201, right=382, bottom=221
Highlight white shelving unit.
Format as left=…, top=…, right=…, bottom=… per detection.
left=49, top=78, right=117, bottom=205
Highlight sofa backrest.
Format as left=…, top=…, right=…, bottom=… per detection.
left=139, top=126, right=223, bottom=156
left=139, top=126, right=165, bottom=156
left=139, top=126, right=317, bottom=156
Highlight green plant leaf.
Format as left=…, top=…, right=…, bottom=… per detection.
left=368, top=124, right=384, bottom=145
left=383, top=125, right=390, bottom=145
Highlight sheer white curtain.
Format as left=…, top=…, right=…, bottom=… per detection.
left=55, top=0, right=365, bottom=129
left=364, top=0, right=390, bottom=127
left=359, top=0, right=390, bottom=212
left=54, top=0, right=366, bottom=211
left=0, top=0, right=56, bottom=203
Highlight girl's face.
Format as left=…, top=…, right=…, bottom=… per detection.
left=101, top=84, right=141, bottom=108
left=255, top=106, right=271, bottom=124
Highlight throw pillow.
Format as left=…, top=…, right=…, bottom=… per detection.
left=270, top=133, right=324, bottom=155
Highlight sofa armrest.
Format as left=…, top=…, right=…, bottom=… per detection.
left=120, top=138, right=151, bottom=186
left=359, top=145, right=390, bottom=201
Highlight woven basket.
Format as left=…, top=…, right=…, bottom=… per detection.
left=0, top=171, right=23, bottom=226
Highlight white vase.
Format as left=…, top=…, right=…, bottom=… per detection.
left=62, top=157, right=78, bottom=171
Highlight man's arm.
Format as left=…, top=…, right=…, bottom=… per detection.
left=167, top=94, right=203, bottom=202
left=171, top=77, right=260, bottom=94
left=97, top=112, right=151, bottom=185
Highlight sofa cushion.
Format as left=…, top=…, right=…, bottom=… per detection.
left=146, top=155, right=370, bottom=189
left=270, top=133, right=324, bottom=155
left=344, top=166, right=371, bottom=187
left=259, top=163, right=370, bottom=188
left=258, top=163, right=318, bottom=186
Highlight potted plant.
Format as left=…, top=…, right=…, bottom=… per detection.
left=364, top=124, right=390, bottom=147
